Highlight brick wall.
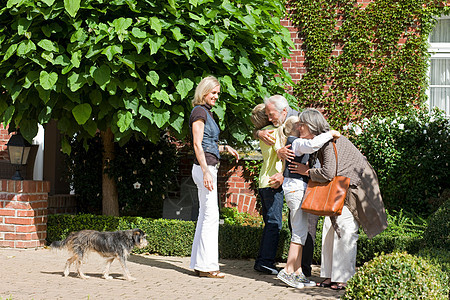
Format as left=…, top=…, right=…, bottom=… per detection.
left=0, top=180, right=50, bottom=248
left=0, top=124, right=11, bottom=161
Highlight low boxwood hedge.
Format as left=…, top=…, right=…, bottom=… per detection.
left=47, top=214, right=423, bottom=265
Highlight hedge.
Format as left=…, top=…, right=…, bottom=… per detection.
left=48, top=214, right=422, bottom=265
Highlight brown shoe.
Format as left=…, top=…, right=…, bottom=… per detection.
left=197, top=270, right=225, bottom=278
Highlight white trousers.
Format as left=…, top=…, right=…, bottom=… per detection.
left=190, top=164, right=220, bottom=271
left=320, top=206, right=359, bottom=283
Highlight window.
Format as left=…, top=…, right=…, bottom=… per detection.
left=428, top=16, right=450, bottom=116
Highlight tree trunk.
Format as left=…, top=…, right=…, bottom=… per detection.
left=100, top=127, right=119, bottom=216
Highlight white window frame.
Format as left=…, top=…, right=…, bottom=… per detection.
left=427, top=15, right=450, bottom=116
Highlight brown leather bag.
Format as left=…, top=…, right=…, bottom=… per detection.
left=301, top=141, right=350, bottom=216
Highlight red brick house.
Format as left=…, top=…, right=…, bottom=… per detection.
left=1, top=1, right=449, bottom=221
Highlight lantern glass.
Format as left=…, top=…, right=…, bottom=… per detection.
left=8, top=145, right=30, bottom=165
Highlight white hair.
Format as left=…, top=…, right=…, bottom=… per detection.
left=264, top=95, right=289, bottom=113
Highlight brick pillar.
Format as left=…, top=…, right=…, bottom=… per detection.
left=0, top=180, right=50, bottom=248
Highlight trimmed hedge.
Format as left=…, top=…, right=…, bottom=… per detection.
left=343, top=252, right=449, bottom=300
left=48, top=214, right=422, bottom=264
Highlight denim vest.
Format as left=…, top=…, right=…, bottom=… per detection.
left=283, top=136, right=309, bottom=182
left=190, top=105, right=220, bottom=159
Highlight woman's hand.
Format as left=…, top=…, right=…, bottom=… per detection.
left=203, top=170, right=214, bottom=191
left=224, top=145, right=240, bottom=162
left=288, top=161, right=309, bottom=176
left=257, top=129, right=275, bottom=146
left=330, top=130, right=341, bottom=139
left=277, top=145, right=295, bottom=161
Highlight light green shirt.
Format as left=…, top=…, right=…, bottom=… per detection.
left=258, top=125, right=283, bottom=189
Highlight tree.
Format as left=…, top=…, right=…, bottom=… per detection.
left=0, top=0, right=295, bottom=215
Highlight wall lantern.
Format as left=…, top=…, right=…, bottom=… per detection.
left=6, top=130, right=31, bottom=180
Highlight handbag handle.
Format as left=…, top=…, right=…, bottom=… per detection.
left=331, top=141, right=339, bottom=177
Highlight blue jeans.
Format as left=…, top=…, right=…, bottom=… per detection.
left=255, top=187, right=284, bottom=267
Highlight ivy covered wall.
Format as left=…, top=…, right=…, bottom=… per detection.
left=283, top=0, right=450, bottom=129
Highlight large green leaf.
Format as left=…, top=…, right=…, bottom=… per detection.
left=117, top=110, right=133, bottom=132
left=64, top=0, right=80, bottom=18
left=92, top=65, right=111, bottom=89
left=39, top=71, right=58, bottom=90
left=3, top=44, right=17, bottom=61
left=17, top=40, right=36, bottom=55
left=153, top=109, right=170, bottom=128
left=146, top=71, right=159, bottom=86
left=20, top=119, right=38, bottom=143
left=72, top=103, right=92, bottom=125
left=150, top=17, right=162, bottom=35
left=238, top=56, right=254, bottom=78
left=37, top=39, right=57, bottom=52
left=175, top=78, right=194, bottom=99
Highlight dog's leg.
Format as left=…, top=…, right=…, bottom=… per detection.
left=76, top=258, right=90, bottom=279
left=64, top=256, right=77, bottom=277
left=103, top=258, right=114, bottom=280
left=118, top=256, right=135, bottom=281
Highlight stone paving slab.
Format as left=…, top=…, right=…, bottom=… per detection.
left=0, top=248, right=345, bottom=300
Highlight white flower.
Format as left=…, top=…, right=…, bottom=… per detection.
left=343, top=125, right=349, bottom=130
left=391, top=119, right=397, bottom=125
left=398, top=124, right=404, bottom=130
left=353, top=125, right=362, bottom=135
left=133, top=182, right=141, bottom=189
left=141, top=157, right=146, bottom=164
left=379, top=119, right=386, bottom=124
left=423, top=129, right=427, bottom=134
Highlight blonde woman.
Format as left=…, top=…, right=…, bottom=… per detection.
left=275, top=116, right=340, bottom=289
left=189, top=76, right=239, bottom=278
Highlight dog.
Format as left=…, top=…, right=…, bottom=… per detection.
left=50, top=228, right=148, bottom=281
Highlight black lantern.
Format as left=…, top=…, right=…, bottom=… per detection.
left=6, top=130, right=31, bottom=180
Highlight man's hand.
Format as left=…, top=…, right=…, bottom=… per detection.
left=277, top=145, right=295, bottom=161
left=258, top=129, right=275, bottom=146
left=268, top=172, right=284, bottom=189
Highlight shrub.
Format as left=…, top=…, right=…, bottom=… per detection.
left=422, top=197, right=450, bottom=251
left=220, top=207, right=263, bottom=227
left=343, top=252, right=449, bottom=300
left=65, top=133, right=179, bottom=218
left=349, top=107, right=450, bottom=218
left=47, top=214, right=290, bottom=260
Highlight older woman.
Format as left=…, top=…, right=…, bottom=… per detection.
left=290, top=108, right=388, bottom=290
left=189, top=75, right=239, bottom=279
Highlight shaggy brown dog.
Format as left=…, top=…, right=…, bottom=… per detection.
left=51, top=229, right=148, bottom=281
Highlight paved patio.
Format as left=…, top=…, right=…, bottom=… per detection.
left=0, top=248, right=345, bottom=300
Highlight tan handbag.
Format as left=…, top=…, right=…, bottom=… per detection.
left=301, top=141, right=350, bottom=216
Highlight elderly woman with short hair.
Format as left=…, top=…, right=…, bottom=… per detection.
left=290, top=108, right=388, bottom=290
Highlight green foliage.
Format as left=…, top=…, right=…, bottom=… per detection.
left=422, top=197, right=450, bottom=250
left=0, top=0, right=294, bottom=147
left=107, top=134, right=179, bottom=218
left=65, top=133, right=179, bottom=218
left=418, top=248, right=450, bottom=277
left=220, top=207, right=263, bottom=227
left=349, top=108, right=450, bottom=217
left=47, top=213, right=290, bottom=259
left=343, top=252, right=449, bottom=300
left=288, top=0, right=450, bottom=130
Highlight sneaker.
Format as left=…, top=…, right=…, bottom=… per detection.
left=277, top=269, right=304, bottom=288
left=254, top=264, right=279, bottom=275
left=293, top=272, right=316, bottom=287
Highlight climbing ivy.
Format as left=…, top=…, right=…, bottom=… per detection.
left=288, top=0, right=450, bottom=129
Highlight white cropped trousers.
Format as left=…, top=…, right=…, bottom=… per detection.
left=320, top=205, right=359, bottom=283
left=190, top=164, right=220, bottom=271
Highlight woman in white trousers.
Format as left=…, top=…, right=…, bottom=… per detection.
left=188, top=76, right=239, bottom=278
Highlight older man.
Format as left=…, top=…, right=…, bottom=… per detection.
left=253, top=95, right=298, bottom=275
left=253, top=95, right=318, bottom=278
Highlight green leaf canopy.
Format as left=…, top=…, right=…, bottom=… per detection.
left=0, top=0, right=294, bottom=147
